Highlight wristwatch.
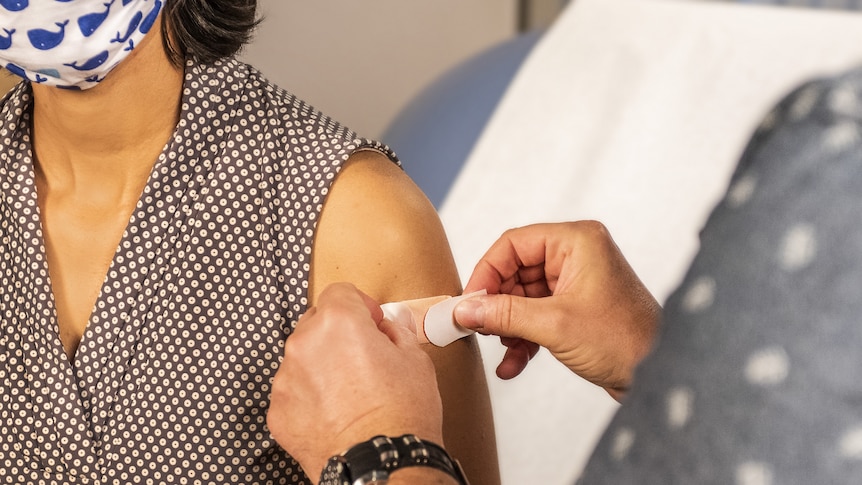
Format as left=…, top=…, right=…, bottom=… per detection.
left=319, top=434, right=470, bottom=485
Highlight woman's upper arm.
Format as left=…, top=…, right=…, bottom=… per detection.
left=309, top=149, right=501, bottom=485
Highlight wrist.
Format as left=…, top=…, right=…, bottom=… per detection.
left=387, top=467, right=461, bottom=484
left=326, top=425, right=445, bottom=467
left=319, top=434, right=469, bottom=485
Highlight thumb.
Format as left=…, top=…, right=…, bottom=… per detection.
left=377, top=317, right=420, bottom=348
left=454, top=294, right=555, bottom=347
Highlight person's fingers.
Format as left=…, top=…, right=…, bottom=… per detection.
left=464, top=224, right=559, bottom=294
left=500, top=336, right=540, bottom=360
left=377, top=317, right=420, bottom=347
left=463, top=230, right=532, bottom=294
left=454, top=294, right=562, bottom=349
left=355, top=287, right=384, bottom=324
left=463, top=258, right=507, bottom=295
left=495, top=339, right=540, bottom=379
left=295, top=306, right=318, bottom=328
left=312, top=283, right=381, bottom=327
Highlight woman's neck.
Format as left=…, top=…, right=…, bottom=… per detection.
left=31, top=22, right=184, bottom=206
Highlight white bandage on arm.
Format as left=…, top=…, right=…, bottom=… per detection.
left=380, top=290, right=487, bottom=347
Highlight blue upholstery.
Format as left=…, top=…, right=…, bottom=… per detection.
left=382, top=31, right=543, bottom=208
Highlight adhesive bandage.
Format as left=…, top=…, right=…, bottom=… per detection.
left=380, top=290, right=488, bottom=347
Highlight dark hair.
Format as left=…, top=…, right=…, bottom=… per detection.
left=161, top=0, right=260, bottom=67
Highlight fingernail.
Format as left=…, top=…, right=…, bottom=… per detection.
left=454, top=299, right=485, bottom=328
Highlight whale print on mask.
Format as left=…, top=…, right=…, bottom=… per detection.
left=112, top=10, right=140, bottom=44
left=0, top=28, right=13, bottom=49
left=6, top=63, right=65, bottom=83
left=140, top=0, right=160, bottom=34
left=0, top=0, right=160, bottom=89
left=78, top=2, right=113, bottom=37
left=27, top=20, right=69, bottom=50
left=4, top=61, right=26, bottom=79
left=64, top=50, right=109, bottom=71
left=0, top=0, right=27, bottom=12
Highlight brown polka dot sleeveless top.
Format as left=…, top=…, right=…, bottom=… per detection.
left=0, top=57, right=396, bottom=484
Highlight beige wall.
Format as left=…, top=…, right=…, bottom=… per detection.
left=1, top=2, right=545, bottom=138
left=239, top=0, right=518, bottom=139
left=1, top=70, right=19, bottom=93
left=522, top=0, right=571, bottom=30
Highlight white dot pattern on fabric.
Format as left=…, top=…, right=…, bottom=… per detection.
left=828, top=82, right=862, bottom=117
left=778, top=223, right=817, bottom=272
left=839, top=427, right=862, bottom=459
left=0, top=58, right=395, bottom=484
left=666, top=387, right=694, bottom=430
left=745, top=346, right=790, bottom=386
left=726, top=174, right=758, bottom=208
left=736, top=461, right=774, bottom=485
left=822, top=120, right=860, bottom=153
left=789, top=85, right=820, bottom=121
left=680, top=276, right=716, bottom=314
left=757, top=109, right=779, bottom=132
left=610, top=427, right=635, bottom=462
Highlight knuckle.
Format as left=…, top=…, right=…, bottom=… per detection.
left=281, top=337, right=303, bottom=363
left=496, top=295, right=519, bottom=335
left=576, top=219, right=610, bottom=241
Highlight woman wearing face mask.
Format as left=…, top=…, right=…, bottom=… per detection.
left=0, top=2, right=499, bottom=485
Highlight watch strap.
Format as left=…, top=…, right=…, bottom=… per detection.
left=320, top=434, right=469, bottom=485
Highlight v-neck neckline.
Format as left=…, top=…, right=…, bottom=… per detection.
left=0, top=60, right=238, bottom=477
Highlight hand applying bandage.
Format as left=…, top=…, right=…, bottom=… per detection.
left=267, top=283, right=463, bottom=485
left=267, top=221, right=661, bottom=483
left=453, top=222, right=661, bottom=401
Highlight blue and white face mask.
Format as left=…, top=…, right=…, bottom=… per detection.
left=0, top=0, right=162, bottom=90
